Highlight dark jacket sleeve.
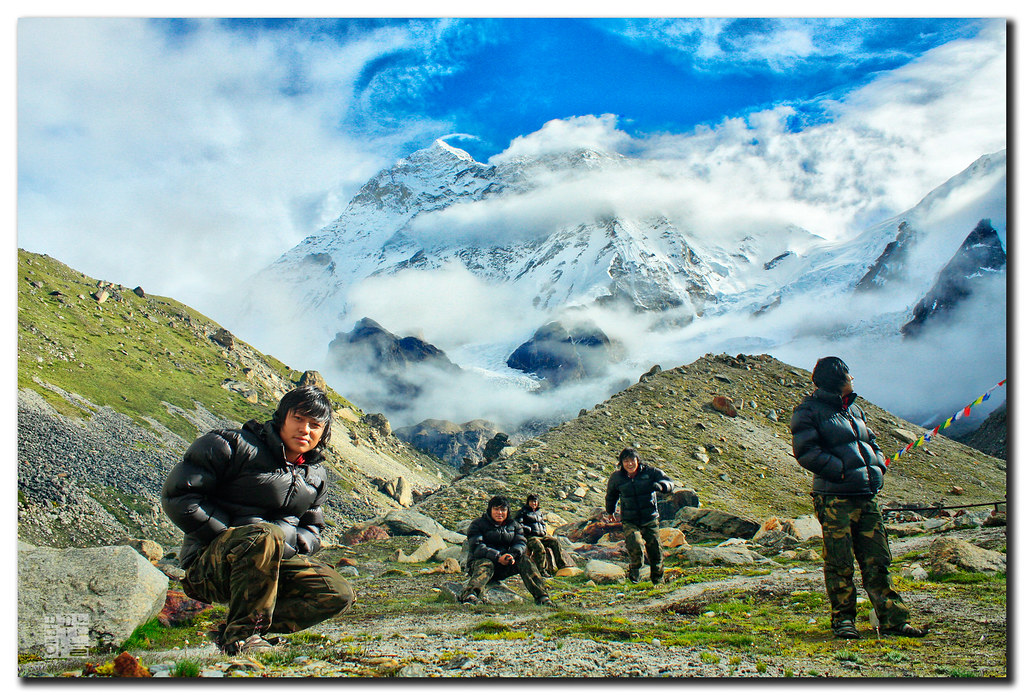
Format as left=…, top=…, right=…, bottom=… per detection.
left=295, top=477, right=328, bottom=555
left=649, top=467, right=676, bottom=494
left=509, top=522, right=527, bottom=560
left=790, top=405, right=846, bottom=483
left=605, top=473, right=621, bottom=516
left=161, top=431, right=235, bottom=543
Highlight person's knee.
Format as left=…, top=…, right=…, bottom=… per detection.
left=319, top=573, right=355, bottom=616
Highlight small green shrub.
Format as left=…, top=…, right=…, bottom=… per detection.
left=170, top=660, right=201, bottom=678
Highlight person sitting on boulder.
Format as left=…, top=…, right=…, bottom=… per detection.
left=516, top=493, right=570, bottom=576
left=162, top=385, right=354, bottom=655
left=603, top=447, right=675, bottom=583
left=459, top=495, right=554, bottom=607
left=791, top=356, right=928, bottom=640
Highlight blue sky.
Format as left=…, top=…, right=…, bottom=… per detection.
left=16, top=16, right=1007, bottom=319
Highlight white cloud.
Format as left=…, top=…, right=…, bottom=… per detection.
left=490, top=114, right=633, bottom=162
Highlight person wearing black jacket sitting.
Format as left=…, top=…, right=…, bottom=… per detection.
left=162, top=386, right=354, bottom=655
left=459, top=496, right=554, bottom=606
left=791, top=356, right=927, bottom=640
left=603, top=447, right=675, bottom=583
left=516, top=494, right=570, bottom=576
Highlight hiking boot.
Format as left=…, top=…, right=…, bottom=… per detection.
left=880, top=623, right=928, bottom=638
left=459, top=592, right=480, bottom=605
left=832, top=619, right=860, bottom=639
left=627, top=567, right=641, bottom=583
left=650, top=572, right=664, bottom=585
left=207, top=622, right=226, bottom=648
left=222, top=634, right=277, bottom=655
left=535, top=596, right=558, bottom=609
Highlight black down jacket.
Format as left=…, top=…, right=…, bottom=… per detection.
left=161, top=419, right=328, bottom=569
left=515, top=506, right=547, bottom=537
left=605, top=464, right=675, bottom=525
left=465, top=514, right=527, bottom=563
left=790, top=389, right=887, bottom=496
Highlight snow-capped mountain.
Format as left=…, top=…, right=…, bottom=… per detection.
left=237, top=141, right=1006, bottom=432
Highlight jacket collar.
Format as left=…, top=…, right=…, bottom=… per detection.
left=811, top=388, right=858, bottom=411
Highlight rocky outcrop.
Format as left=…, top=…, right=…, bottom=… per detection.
left=856, top=221, right=917, bottom=291
left=901, top=219, right=1006, bottom=338
left=929, top=537, right=1006, bottom=575
left=373, top=509, right=466, bottom=544
left=18, top=543, right=169, bottom=655
left=953, top=402, right=1006, bottom=460
left=507, top=319, right=623, bottom=386
left=672, top=508, right=760, bottom=542
left=394, top=419, right=501, bottom=469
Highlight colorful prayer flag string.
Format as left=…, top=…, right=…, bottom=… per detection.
left=886, top=379, right=1006, bottom=466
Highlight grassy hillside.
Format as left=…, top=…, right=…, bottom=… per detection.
left=416, top=353, right=1006, bottom=529
left=17, top=249, right=455, bottom=547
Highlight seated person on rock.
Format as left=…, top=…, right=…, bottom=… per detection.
left=459, top=495, right=554, bottom=607
left=515, top=493, right=570, bottom=576
left=603, top=447, right=675, bottom=583
left=162, top=385, right=354, bottom=655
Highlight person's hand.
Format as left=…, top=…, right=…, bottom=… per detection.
left=653, top=481, right=669, bottom=493
left=498, top=553, right=515, bottom=566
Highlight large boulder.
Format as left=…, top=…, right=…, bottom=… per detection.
left=929, top=538, right=1006, bottom=575
left=19, top=543, right=169, bottom=655
left=584, top=559, right=626, bottom=584
left=375, top=509, right=465, bottom=544
left=672, top=508, right=760, bottom=541
left=394, top=535, right=447, bottom=564
left=676, top=545, right=770, bottom=567
left=382, top=476, right=413, bottom=507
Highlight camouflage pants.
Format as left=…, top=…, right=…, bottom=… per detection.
left=623, top=520, right=663, bottom=578
left=181, top=523, right=354, bottom=645
left=525, top=536, right=569, bottom=574
left=459, top=556, right=548, bottom=602
left=812, top=495, right=910, bottom=629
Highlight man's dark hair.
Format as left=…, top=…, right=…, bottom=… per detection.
left=273, top=385, right=333, bottom=451
left=617, top=447, right=641, bottom=467
left=526, top=494, right=539, bottom=503
left=487, top=495, right=510, bottom=513
left=811, top=356, right=851, bottom=394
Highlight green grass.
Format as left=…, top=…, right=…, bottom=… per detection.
left=170, top=660, right=202, bottom=678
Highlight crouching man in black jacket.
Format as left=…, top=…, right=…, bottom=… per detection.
left=162, top=386, right=354, bottom=655
left=459, top=496, right=554, bottom=607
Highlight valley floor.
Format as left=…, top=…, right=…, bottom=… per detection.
left=19, top=526, right=1006, bottom=679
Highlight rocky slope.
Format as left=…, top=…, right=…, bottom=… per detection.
left=413, top=353, right=1006, bottom=531
left=17, top=249, right=457, bottom=549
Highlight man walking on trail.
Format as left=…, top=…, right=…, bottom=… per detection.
left=516, top=493, right=571, bottom=576
left=790, top=356, right=928, bottom=640
left=162, top=385, right=354, bottom=655
left=459, top=496, right=555, bottom=607
left=603, top=447, right=676, bottom=583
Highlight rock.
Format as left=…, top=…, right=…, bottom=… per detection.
left=892, top=428, right=919, bottom=444
left=677, top=546, right=769, bottom=567
left=766, top=409, right=779, bottom=422
left=124, top=539, right=163, bottom=563
left=673, top=508, right=760, bottom=540
left=132, top=286, right=146, bottom=298
left=555, top=567, right=584, bottom=578
left=585, top=559, right=626, bottom=584
left=639, top=365, right=662, bottom=382
left=210, top=328, right=234, bottom=350
left=341, top=524, right=391, bottom=545
left=363, top=412, right=392, bottom=439
left=481, top=432, right=512, bottom=464
left=693, top=450, right=710, bottom=464
left=670, top=488, right=700, bottom=510
left=420, top=558, right=461, bottom=575
left=156, top=590, right=210, bottom=627
left=506, top=319, right=624, bottom=386
left=983, top=510, right=1007, bottom=527
left=394, top=535, right=446, bottom=563
left=338, top=566, right=359, bottom=577
left=112, top=651, right=151, bottom=677
left=375, top=509, right=465, bottom=544
left=929, top=538, right=1006, bottom=575
left=297, top=370, right=328, bottom=393
left=479, top=583, right=525, bottom=605
left=571, top=486, right=589, bottom=500
left=383, top=476, right=413, bottom=507
left=93, top=289, right=109, bottom=303
left=949, top=485, right=965, bottom=495
left=397, top=663, right=429, bottom=677
left=19, top=544, right=169, bottom=655
left=795, top=549, right=821, bottom=562
left=393, top=419, right=501, bottom=469
left=781, top=515, right=822, bottom=540
left=711, top=396, right=738, bottom=417
left=658, top=527, right=689, bottom=548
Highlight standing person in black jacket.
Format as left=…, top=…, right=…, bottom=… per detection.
left=603, top=447, right=675, bottom=583
left=162, top=386, right=354, bottom=655
left=791, top=357, right=927, bottom=640
left=516, top=494, right=570, bottom=576
left=459, top=496, right=554, bottom=606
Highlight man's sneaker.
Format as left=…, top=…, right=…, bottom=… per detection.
left=459, top=592, right=480, bottom=605
left=880, top=623, right=928, bottom=638
left=535, top=596, right=557, bottom=608
left=222, top=634, right=277, bottom=655
left=832, top=619, right=860, bottom=639
left=650, top=573, right=664, bottom=585
left=627, top=568, right=641, bottom=583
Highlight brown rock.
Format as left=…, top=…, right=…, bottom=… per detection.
left=157, top=590, right=211, bottom=627
left=929, top=537, right=1006, bottom=574
left=298, top=370, right=328, bottom=392
left=341, top=524, right=391, bottom=545
left=113, top=652, right=151, bottom=677
left=949, top=485, right=965, bottom=495
left=711, top=396, right=738, bottom=417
